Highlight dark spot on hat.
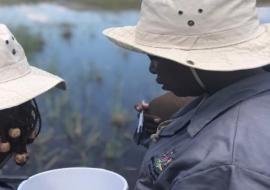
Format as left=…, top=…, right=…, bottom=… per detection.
left=5, top=40, right=9, bottom=45
left=12, top=49, right=16, bottom=55
left=12, top=36, right=15, bottom=40
left=178, top=10, right=183, bottom=15
left=198, top=9, right=203, bottom=14
left=187, top=60, right=195, bottom=65
left=188, top=20, right=195, bottom=27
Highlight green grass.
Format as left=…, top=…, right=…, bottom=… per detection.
left=0, top=0, right=140, bottom=10
left=0, top=0, right=54, bottom=4
left=2, top=0, right=270, bottom=8
left=258, top=0, right=270, bottom=6
left=10, top=26, right=44, bottom=59
left=73, top=0, right=140, bottom=9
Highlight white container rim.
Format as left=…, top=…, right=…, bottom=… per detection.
left=18, top=167, right=129, bottom=190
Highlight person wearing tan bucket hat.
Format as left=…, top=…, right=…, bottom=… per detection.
left=0, top=24, right=65, bottom=171
left=104, top=0, right=270, bottom=189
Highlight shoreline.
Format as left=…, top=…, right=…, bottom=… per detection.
left=59, top=1, right=139, bottom=11
left=0, top=0, right=140, bottom=10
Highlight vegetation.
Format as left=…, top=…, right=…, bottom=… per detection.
left=1, top=8, right=145, bottom=187
left=72, top=0, right=140, bottom=10
left=10, top=26, right=44, bottom=59
left=2, top=25, right=137, bottom=183
left=59, top=23, right=73, bottom=41
left=258, top=0, right=270, bottom=6
left=0, top=0, right=140, bottom=10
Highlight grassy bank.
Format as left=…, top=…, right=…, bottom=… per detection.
left=0, top=0, right=140, bottom=10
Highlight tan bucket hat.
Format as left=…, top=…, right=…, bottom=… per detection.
left=0, top=24, right=65, bottom=110
left=103, top=0, right=270, bottom=71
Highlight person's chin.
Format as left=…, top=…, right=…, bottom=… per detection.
left=161, top=85, right=169, bottom=90
left=161, top=85, right=179, bottom=95
left=161, top=85, right=188, bottom=97
left=173, top=90, right=204, bottom=97
left=171, top=91, right=187, bottom=97
left=170, top=89, right=193, bottom=97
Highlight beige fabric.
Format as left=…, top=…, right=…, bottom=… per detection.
left=0, top=24, right=65, bottom=110
left=103, top=0, right=270, bottom=71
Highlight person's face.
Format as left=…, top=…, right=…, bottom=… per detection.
left=148, top=55, right=203, bottom=97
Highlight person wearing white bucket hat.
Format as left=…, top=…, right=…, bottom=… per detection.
left=104, top=0, right=270, bottom=189
left=0, top=24, right=65, bottom=173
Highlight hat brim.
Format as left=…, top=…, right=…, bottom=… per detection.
left=0, top=66, right=66, bottom=110
left=103, top=24, right=270, bottom=71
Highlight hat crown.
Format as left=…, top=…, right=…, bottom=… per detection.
left=0, top=24, right=30, bottom=83
left=0, top=25, right=26, bottom=66
left=103, top=0, right=270, bottom=71
left=138, top=0, right=258, bottom=35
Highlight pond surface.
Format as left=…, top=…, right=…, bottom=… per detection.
left=0, top=3, right=162, bottom=116
left=0, top=3, right=162, bottom=188
left=0, top=3, right=269, bottom=188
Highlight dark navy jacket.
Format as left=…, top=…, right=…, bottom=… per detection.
left=135, top=72, right=270, bottom=190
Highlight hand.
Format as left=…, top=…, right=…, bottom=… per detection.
left=0, top=128, right=38, bottom=166
left=135, top=102, right=163, bottom=134
left=134, top=93, right=193, bottom=135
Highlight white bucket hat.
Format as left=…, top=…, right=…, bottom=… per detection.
left=0, top=24, right=65, bottom=110
left=103, top=0, right=270, bottom=71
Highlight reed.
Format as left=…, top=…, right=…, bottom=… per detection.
left=0, top=0, right=140, bottom=10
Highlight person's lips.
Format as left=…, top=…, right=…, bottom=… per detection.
left=156, top=77, right=163, bottom=84
left=162, top=85, right=169, bottom=90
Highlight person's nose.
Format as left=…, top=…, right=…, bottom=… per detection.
left=149, top=61, right=158, bottom=74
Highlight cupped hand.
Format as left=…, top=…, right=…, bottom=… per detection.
left=134, top=102, right=163, bottom=134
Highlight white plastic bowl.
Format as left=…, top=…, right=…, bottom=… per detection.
left=17, top=167, right=128, bottom=190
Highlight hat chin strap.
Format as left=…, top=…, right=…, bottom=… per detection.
left=190, top=68, right=207, bottom=91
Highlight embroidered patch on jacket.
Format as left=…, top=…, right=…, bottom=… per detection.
left=149, top=150, right=175, bottom=180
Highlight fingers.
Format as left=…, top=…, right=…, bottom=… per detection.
left=144, top=114, right=161, bottom=123
left=134, top=101, right=165, bottom=136
left=143, top=114, right=163, bottom=134
left=134, top=102, right=150, bottom=112
left=143, top=123, right=158, bottom=133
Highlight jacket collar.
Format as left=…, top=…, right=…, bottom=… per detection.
left=159, top=72, right=270, bottom=137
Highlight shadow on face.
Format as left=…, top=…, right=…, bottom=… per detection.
left=147, top=55, right=204, bottom=97
left=148, top=54, right=268, bottom=97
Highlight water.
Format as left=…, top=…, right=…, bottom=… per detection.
left=0, top=3, right=269, bottom=188
left=258, top=7, right=270, bottom=23
left=0, top=3, right=162, bottom=188
left=0, top=3, right=162, bottom=117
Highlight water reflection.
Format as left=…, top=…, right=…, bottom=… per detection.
left=258, top=7, right=270, bottom=23
left=0, top=3, right=162, bottom=188
left=0, top=3, right=269, bottom=188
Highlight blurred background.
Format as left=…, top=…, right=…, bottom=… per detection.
left=0, top=0, right=269, bottom=189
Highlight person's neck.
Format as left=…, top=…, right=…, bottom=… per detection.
left=198, top=68, right=266, bottom=95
